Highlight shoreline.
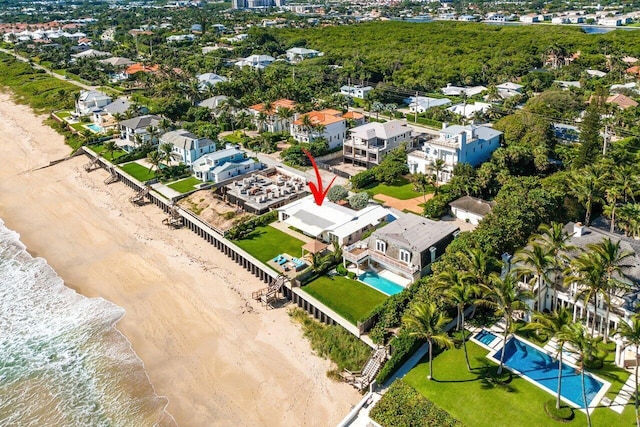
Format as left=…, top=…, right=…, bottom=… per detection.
left=0, top=92, right=359, bottom=426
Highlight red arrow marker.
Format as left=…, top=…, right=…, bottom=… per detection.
left=303, top=148, right=336, bottom=206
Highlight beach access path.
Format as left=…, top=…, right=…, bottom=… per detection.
left=0, top=92, right=360, bottom=427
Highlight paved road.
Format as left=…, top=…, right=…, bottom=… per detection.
left=0, top=47, right=96, bottom=91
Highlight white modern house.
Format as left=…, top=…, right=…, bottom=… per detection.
left=407, top=124, right=502, bottom=182
left=447, top=102, right=492, bottom=118
left=192, top=147, right=262, bottom=183
left=196, top=73, right=228, bottom=91
left=118, top=115, right=162, bottom=152
left=286, top=47, right=322, bottom=62
left=290, top=109, right=348, bottom=149
left=235, top=54, right=275, bottom=69
left=495, top=82, right=524, bottom=99
left=340, top=85, right=374, bottom=99
left=160, top=129, right=217, bottom=166
left=343, top=211, right=459, bottom=282
left=509, top=222, right=640, bottom=368
left=449, top=195, right=494, bottom=225
left=343, top=120, right=413, bottom=168
left=75, top=90, right=112, bottom=115
left=441, top=84, right=487, bottom=97
left=277, top=195, right=395, bottom=246
left=406, top=96, right=452, bottom=113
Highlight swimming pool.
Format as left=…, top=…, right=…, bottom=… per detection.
left=85, top=123, right=104, bottom=133
left=474, top=329, right=499, bottom=346
left=359, top=271, right=404, bottom=296
left=493, top=337, right=606, bottom=408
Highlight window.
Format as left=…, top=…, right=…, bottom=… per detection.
left=399, top=249, right=411, bottom=264
left=375, top=239, right=386, bottom=253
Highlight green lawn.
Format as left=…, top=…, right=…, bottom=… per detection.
left=167, top=177, right=201, bottom=193
left=403, top=338, right=635, bottom=427
left=223, top=132, right=248, bottom=144
left=55, top=110, right=71, bottom=119
left=92, top=143, right=126, bottom=162
left=302, top=275, right=387, bottom=324
left=120, top=162, right=157, bottom=182
left=233, top=225, right=304, bottom=264
left=363, top=177, right=430, bottom=200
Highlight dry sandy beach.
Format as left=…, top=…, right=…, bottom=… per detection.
left=0, top=92, right=360, bottom=426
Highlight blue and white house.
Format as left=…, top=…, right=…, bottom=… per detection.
left=196, top=73, right=228, bottom=91
left=160, top=129, right=217, bottom=166
left=407, top=124, right=502, bottom=183
left=192, top=147, right=262, bottom=183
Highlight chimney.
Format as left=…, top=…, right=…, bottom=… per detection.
left=573, top=222, right=585, bottom=237
left=459, top=131, right=467, bottom=145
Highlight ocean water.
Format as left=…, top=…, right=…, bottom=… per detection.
left=0, top=219, right=172, bottom=426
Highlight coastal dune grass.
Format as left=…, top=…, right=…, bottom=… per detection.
left=403, top=337, right=635, bottom=427
left=302, top=275, right=387, bottom=324
left=232, top=225, right=304, bottom=264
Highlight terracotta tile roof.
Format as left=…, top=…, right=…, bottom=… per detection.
left=125, top=63, right=159, bottom=75
left=607, top=93, right=638, bottom=109
left=248, top=98, right=296, bottom=115
left=293, top=109, right=344, bottom=126
left=343, top=111, right=364, bottom=120
left=626, top=66, right=640, bottom=76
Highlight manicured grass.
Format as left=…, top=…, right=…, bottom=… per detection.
left=403, top=338, right=635, bottom=427
left=232, top=225, right=304, bottom=264
left=167, top=177, right=201, bottom=193
left=120, top=162, right=157, bottom=182
left=302, top=275, right=387, bottom=324
left=363, top=177, right=430, bottom=200
left=91, top=143, right=126, bottom=161
left=55, top=110, right=71, bottom=119
left=223, top=132, right=248, bottom=144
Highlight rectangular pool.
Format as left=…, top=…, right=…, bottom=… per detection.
left=474, top=329, right=498, bottom=346
left=359, top=271, right=404, bottom=296
left=493, top=337, right=606, bottom=408
left=85, top=123, right=104, bottom=133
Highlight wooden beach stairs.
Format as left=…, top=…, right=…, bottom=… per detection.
left=83, top=156, right=101, bottom=172
left=340, top=346, right=388, bottom=392
left=252, top=274, right=287, bottom=308
left=129, top=186, right=150, bottom=205
left=162, top=204, right=183, bottom=228
left=104, top=167, right=119, bottom=185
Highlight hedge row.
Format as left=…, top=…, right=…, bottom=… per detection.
left=375, top=329, right=421, bottom=385
left=369, top=380, right=462, bottom=427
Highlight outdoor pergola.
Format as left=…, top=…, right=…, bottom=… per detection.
left=301, top=239, right=328, bottom=258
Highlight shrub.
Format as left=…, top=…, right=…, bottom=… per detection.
left=351, top=168, right=377, bottom=189
left=227, top=211, right=277, bottom=239
left=347, top=271, right=356, bottom=280
left=327, top=185, right=348, bottom=202
left=348, top=192, right=370, bottom=210
left=422, top=192, right=456, bottom=219
left=336, top=264, right=347, bottom=276
left=375, top=329, right=421, bottom=384
left=369, top=380, right=462, bottom=427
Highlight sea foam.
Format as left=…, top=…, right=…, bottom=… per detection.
left=0, top=219, right=171, bottom=426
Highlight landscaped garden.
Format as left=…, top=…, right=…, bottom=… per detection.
left=120, top=162, right=157, bottom=182
left=232, top=225, right=304, bottom=264
left=302, top=275, right=387, bottom=324
left=398, top=337, right=634, bottom=427
left=167, top=177, right=202, bottom=193
left=363, top=177, right=429, bottom=200
left=91, top=143, right=126, bottom=162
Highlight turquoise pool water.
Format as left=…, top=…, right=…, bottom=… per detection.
left=86, top=123, right=104, bottom=133
left=474, top=329, right=498, bottom=346
left=359, top=271, right=404, bottom=296
left=494, top=338, right=605, bottom=408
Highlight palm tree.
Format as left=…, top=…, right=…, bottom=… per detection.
left=409, top=173, right=431, bottom=206
left=590, top=238, right=633, bottom=342
left=402, top=302, right=453, bottom=380
left=256, top=111, right=268, bottom=133
left=436, top=268, right=476, bottom=371
left=616, top=316, right=640, bottom=427
left=147, top=150, right=162, bottom=173
left=103, top=139, right=118, bottom=162
left=427, top=159, right=446, bottom=195
left=537, top=222, right=575, bottom=310
left=477, top=272, right=530, bottom=374
left=513, top=243, right=554, bottom=312
left=525, top=308, right=574, bottom=410
left=159, top=142, right=174, bottom=166
left=371, top=101, right=384, bottom=121
left=569, top=165, right=606, bottom=225
left=604, top=186, right=622, bottom=233
left=566, top=251, right=606, bottom=336
left=561, top=322, right=596, bottom=426
left=613, top=165, right=638, bottom=203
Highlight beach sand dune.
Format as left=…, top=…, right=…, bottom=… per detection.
left=0, top=93, right=359, bottom=426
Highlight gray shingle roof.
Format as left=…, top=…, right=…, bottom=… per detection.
left=119, top=115, right=161, bottom=130
left=372, top=212, right=459, bottom=252
left=160, top=129, right=214, bottom=151
left=449, top=196, right=494, bottom=216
